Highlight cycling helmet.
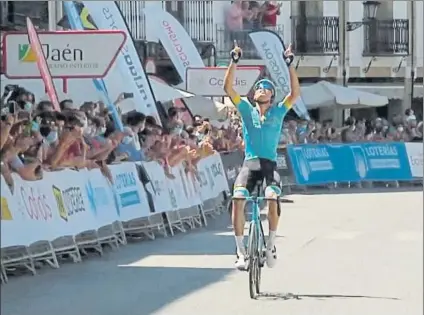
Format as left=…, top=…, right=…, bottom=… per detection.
left=253, top=79, right=276, bottom=97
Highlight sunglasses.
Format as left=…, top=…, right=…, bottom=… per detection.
left=254, top=82, right=275, bottom=95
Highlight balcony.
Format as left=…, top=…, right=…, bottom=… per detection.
left=291, top=16, right=339, bottom=55
left=0, top=1, right=48, bottom=31
left=215, top=24, right=284, bottom=60
left=363, top=19, right=409, bottom=56
left=143, top=40, right=216, bottom=65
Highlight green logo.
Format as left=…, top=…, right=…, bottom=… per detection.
left=18, top=44, right=37, bottom=62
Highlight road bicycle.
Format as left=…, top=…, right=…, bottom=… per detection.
left=233, top=181, right=280, bottom=299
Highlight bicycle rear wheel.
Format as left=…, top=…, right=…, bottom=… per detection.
left=247, top=222, right=260, bottom=299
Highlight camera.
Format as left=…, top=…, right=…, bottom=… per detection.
left=2, top=85, right=19, bottom=98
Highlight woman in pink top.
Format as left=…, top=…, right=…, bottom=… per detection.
left=226, top=0, right=243, bottom=31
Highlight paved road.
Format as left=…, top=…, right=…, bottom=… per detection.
left=2, top=190, right=423, bottom=315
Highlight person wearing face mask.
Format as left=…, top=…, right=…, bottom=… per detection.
left=370, top=118, right=386, bottom=141
left=194, top=121, right=208, bottom=143
left=116, top=112, right=146, bottom=161
left=295, top=120, right=308, bottom=143
left=405, top=113, right=420, bottom=141
left=354, top=119, right=367, bottom=141
left=393, top=124, right=405, bottom=141
left=405, top=109, right=416, bottom=122
left=341, top=116, right=357, bottom=143
left=91, top=117, right=107, bottom=137
left=167, top=107, right=185, bottom=131
left=49, top=111, right=99, bottom=170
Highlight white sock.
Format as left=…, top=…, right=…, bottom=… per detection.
left=267, top=230, right=277, bottom=250
left=235, top=235, right=246, bottom=256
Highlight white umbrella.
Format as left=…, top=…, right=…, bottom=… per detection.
left=149, top=77, right=194, bottom=103
left=183, top=95, right=230, bottom=121
left=301, top=81, right=389, bottom=109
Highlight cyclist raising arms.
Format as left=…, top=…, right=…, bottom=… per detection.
left=223, top=41, right=300, bottom=270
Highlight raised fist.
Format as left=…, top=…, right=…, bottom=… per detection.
left=283, top=43, right=294, bottom=67
left=230, top=40, right=242, bottom=62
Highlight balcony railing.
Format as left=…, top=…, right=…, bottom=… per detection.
left=363, top=19, right=409, bottom=56
left=144, top=40, right=215, bottom=64
left=117, top=1, right=214, bottom=42
left=215, top=24, right=284, bottom=60
left=291, top=16, right=339, bottom=55
left=0, top=1, right=48, bottom=31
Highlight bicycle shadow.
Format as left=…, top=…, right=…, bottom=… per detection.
left=257, top=292, right=401, bottom=301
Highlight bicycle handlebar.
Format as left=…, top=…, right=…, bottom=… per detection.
left=232, top=196, right=280, bottom=202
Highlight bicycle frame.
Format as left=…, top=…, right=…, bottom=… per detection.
left=244, top=195, right=268, bottom=299
left=247, top=196, right=267, bottom=262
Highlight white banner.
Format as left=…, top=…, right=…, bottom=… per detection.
left=196, top=154, right=230, bottom=200
left=186, top=67, right=261, bottom=96
left=0, top=163, right=149, bottom=247
left=143, top=7, right=204, bottom=84
left=81, top=1, right=160, bottom=122
left=249, top=30, right=310, bottom=119
left=3, top=31, right=125, bottom=79
left=1, top=169, right=99, bottom=247
left=1, top=157, right=229, bottom=248
left=143, top=154, right=228, bottom=213
left=109, top=163, right=150, bottom=221
left=405, top=142, right=423, bottom=178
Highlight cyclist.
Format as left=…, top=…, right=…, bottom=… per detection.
left=223, top=42, right=300, bottom=270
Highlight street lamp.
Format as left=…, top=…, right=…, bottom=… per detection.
left=346, top=1, right=380, bottom=32
left=340, top=1, right=380, bottom=124
left=342, top=0, right=381, bottom=86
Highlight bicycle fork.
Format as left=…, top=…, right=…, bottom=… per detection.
left=246, top=203, right=267, bottom=269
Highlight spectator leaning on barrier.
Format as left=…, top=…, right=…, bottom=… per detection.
left=0, top=84, right=152, bottom=187
left=1, top=81, right=258, bottom=190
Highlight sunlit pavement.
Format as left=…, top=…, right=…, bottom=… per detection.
left=2, top=190, right=422, bottom=315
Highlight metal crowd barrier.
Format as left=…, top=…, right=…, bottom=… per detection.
left=219, top=142, right=423, bottom=195
left=2, top=143, right=421, bottom=283
left=0, top=155, right=230, bottom=284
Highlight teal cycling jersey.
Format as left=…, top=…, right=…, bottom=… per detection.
left=236, top=97, right=289, bottom=162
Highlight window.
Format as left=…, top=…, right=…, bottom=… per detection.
left=1, top=1, right=48, bottom=30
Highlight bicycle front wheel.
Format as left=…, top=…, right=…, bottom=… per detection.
left=247, top=222, right=260, bottom=299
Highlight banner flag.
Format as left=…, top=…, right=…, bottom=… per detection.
left=26, top=17, right=60, bottom=111
left=81, top=1, right=160, bottom=123
left=249, top=30, right=310, bottom=120
left=143, top=7, right=204, bottom=82
left=63, top=1, right=124, bottom=131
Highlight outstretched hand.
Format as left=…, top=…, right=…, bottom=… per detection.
left=284, top=43, right=294, bottom=58
left=283, top=43, right=294, bottom=67
left=230, top=40, right=242, bottom=63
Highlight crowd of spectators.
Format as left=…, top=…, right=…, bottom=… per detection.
left=223, top=1, right=282, bottom=57
left=0, top=84, right=244, bottom=189
left=225, top=0, right=281, bottom=32
left=1, top=83, right=421, bottom=189
left=277, top=110, right=423, bottom=146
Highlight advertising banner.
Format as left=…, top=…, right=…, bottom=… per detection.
left=186, top=67, right=261, bottom=96
left=3, top=29, right=125, bottom=79
left=249, top=30, right=310, bottom=120
left=143, top=6, right=204, bottom=82
left=25, top=17, right=60, bottom=111
left=63, top=1, right=124, bottom=131
left=287, top=143, right=413, bottom=185
left=81, top=1, right=160, bottom=122
left=405, top=142, right=423, bottom=178
left=220, top=150, right=244, bottom=189
left=0, top=159, right=230, bottom=248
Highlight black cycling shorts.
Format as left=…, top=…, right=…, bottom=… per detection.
left=233, top=158, right=281, bottom=194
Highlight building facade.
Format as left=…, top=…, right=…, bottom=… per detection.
left=1, top=1, right=422, bottom=119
